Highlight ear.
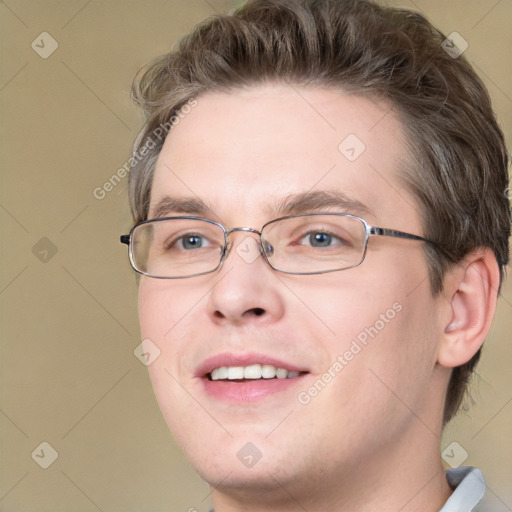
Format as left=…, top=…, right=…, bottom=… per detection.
left=437, top=248, right=500, bottom=368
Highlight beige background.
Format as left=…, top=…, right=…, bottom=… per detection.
left=1, top=0, right=511, bottom=510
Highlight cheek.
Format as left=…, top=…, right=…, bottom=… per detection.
left=138, top=288, right=167, bottom=344
left=138, top=278, right=203, bottom=340
left=286, top=270, right=397, bottom=347
left=137, top=280, right=205, bottom=388
left=293, top=259, right=438, bottom=416
left=137, top=280, right=201, bottom=438
left=137, top=281, right=189, bottom=397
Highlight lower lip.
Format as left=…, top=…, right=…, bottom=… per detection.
left=201, top=376, right=307, bottom=403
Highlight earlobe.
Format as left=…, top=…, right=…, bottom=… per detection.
left=437, top=249, right=500, bottom=368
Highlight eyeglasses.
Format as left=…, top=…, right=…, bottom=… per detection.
left=120, top=213, right=435, bottom=279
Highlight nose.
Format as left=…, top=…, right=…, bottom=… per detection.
left=206, top=230, right=285, bottom=326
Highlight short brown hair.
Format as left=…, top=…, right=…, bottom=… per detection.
left=128, top=0, right=510, bottom=424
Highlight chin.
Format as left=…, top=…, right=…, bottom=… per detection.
left=188, top=436, right=313, bottom=490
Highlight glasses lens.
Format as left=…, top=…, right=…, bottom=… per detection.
left=262, top=214, right=367, bottom=274
left=131, top=218, right=225, bottom=278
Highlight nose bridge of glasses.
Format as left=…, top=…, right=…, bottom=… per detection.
left=224, top=226, right=262, bottom=247
left=225, top=226, right=262, bottom=245
left=222, top=227, right=266, bottom=261
left=226, top=227, right=262, bottom=236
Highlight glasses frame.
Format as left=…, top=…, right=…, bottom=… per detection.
left=120, top=213, right=436, bottom=279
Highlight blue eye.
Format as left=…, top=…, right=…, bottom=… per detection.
left=179, top=234, right=206, bottom=250
left=300, top=231, right=343, bottom=248
left=307, top=232, right=333, bottom=247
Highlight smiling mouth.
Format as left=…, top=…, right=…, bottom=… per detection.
left=207, top=364, right=308, bottom=381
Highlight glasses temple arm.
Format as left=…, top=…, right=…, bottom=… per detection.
left=369, top=227, right=433, bottom=244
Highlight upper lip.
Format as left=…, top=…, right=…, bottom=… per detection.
left=196, top=352, right=309, bottom=377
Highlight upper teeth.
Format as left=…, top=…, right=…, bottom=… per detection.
left=210, top=364, right=300, bottom=381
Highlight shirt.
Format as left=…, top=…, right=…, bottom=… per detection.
left=440, top=466, right=487, bottom=511
left=208, top=466, right=487, bottom=512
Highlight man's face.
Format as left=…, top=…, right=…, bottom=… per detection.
left=138, top=85, right=447, bottom=496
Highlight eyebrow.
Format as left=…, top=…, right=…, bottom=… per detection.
left=150, top=190, right=373, bottom=221
left=272, top=190, right=373, bottom=218
left=151, top=195, right=212, bottom=218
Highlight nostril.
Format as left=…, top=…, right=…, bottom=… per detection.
left=251, top=308, right=265, bottom=316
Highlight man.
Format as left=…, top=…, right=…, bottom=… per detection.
left=120, top=0, right=510, bottom=510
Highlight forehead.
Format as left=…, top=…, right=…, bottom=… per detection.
left=150, top=84, right=419, bottom=228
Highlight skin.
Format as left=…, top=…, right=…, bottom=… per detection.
left=137, top=84, right=499, bottom=511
